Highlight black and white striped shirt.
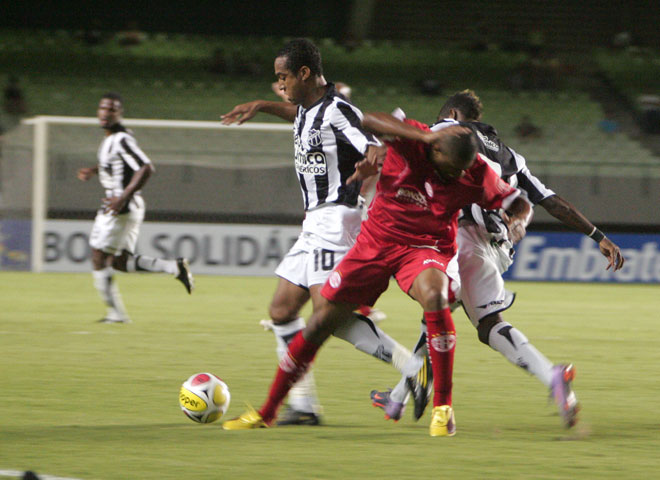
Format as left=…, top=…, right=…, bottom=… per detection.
left=293, top=83, right=380, bottom=211
left=431, top=118, right=554, bottom=231
left=97, top=124, right=151, bottom=214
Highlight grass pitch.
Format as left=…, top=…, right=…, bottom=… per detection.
left=1, top=272, right=659, bottom=479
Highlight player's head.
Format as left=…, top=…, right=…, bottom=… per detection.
left=274, top=38, right=323, bottom=105
left=428, top=125, right=478, bottom=182
left=438, top=89, right=483, bottom=122
left=98, top=92, right=123, bottom=129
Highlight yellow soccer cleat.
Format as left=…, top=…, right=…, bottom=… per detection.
left=222, top=405, right=269, bottom=430
left=429, top=405, right=456, bottom=437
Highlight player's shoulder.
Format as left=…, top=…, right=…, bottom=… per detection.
left=404, top=117, right=430, bottom=131
left=469, top=121, right=498, bottom=137
left=109, top=124, right=135, bottom=141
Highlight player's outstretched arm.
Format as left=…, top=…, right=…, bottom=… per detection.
left=539, top=194, right=624, bottom=271
left=221, top=100, right=297, bottom=125
left=77, top=166, right=98, bottom=181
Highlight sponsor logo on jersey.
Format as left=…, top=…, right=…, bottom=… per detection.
left=395, top=188, right=429, bottom=209
left=328, top=270, right=342, bottom=288
left=423, top=258, right=444, bottom=267
left=295, top=139, right=327, bottom=175
left=476, top=130, right=500, bottom=152
left=307, top=128, right=323, bottom=147
left=430, top=332, right=456, bottom=352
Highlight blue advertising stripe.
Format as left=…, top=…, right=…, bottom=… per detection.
left=503, top=232, right=660, bottom=283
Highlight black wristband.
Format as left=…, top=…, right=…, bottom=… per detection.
left=589, top=227, right=605, bottom=243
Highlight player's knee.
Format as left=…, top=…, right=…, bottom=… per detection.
left=419, top=285, right=450, bottom=311
left=477, top=314, right=502, bottom=345
left=268, top=303, right=298, bottom=325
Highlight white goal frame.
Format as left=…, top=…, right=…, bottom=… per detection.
left=22, top=115, right=292, bottom=272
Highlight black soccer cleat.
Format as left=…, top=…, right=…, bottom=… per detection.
left=406, top=354, right=433, bottom=421
left=175, top=258, right=194, bottom=294
left=276, top=407, right=322, bottom=426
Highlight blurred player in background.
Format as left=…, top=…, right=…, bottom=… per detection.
left=223, top=112, right=531, bottom=436
left=371, top=90, right=625, bottom=428
left=221, top=39, right=423, bottom=426
left=77, top=92, right=194, bottom=323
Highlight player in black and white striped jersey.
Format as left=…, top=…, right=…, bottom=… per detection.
left=77, top=92, right=193, bottom=324
left=221, top=39, right=422, bottom=426
left=372, top=90, right=624, bottom=428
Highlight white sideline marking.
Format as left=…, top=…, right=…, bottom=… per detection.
left=0, top=470, right=85, bottom=480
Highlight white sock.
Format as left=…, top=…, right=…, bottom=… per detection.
left=127, top=254, right=178, bottom=275
left=333, top=313, right=413, bottom=373
left=488, top=322, right=554, bottom=387
left=272, top=317, right=321, bottom=414
left=390, top=325, right=427, bottom=403
left=92, top=267, right=128, bottom=320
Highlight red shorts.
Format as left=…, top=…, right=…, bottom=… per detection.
left=321, top=226, right=456, bottom=307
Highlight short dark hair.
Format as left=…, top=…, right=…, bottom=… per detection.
left=438, top=89, right=482, bottom=121
left=276, top=38, right=323, bottom=77
left=101, top=91, right=123, bottom=106
left=443, top=127, right=478, bottom=169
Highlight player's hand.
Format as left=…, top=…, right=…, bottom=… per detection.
left=502, top=212, right=527, bottom=244
left=77, top=167, right=96, bottom=181
left=102, top=196, right=126, bottom=216
left=599, top=237, right=624, bottom=271
left=347, top=144, right=386, bottom=185
left=221, top=101, right=263, bottom=125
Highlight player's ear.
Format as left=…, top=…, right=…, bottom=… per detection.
left=298, top=65, right=311, bottom=81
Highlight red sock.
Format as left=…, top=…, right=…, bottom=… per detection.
left=259, top=331, right=321, bottom=424
left=425, top=309, right=456, bottom=407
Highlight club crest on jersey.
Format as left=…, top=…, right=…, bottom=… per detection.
left=424, top=181, right=434, bottom=197
left=328, top=271, right=342, bottom=288
left=307, top=128, right=322, bottom=147
left=430, top=333, right=456, bottom=352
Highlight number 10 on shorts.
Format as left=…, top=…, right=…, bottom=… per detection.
left=314, top=248, right=335, bottom=272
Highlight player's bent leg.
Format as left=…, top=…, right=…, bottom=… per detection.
left=333, top=313, right=414, bottom=372
left=123, top=252, right=194, bottom=294
left=477, top=313, right=579, bottom=427
left=268, top=279, right=321, bottom=425
left=477, top=313, right=554, bottom=386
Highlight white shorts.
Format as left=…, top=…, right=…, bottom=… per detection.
left=89, top=205, right=144, bottom=255
left=275, top=204, right=361, bottom=289
left=457, top=222, right=515, bottom=326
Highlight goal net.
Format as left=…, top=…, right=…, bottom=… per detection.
left=1, top=116, right=301, bottom=271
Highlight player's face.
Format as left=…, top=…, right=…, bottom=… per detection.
left=429, top=146, right=473, bottom=182
left=97, top=98, right=122, bottom=129
left=274, top=56, right=304, bottom=105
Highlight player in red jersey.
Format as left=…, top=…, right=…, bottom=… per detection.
left=223, top=112, right=529, bottom=436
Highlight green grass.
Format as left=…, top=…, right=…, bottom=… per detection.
left=1, top=272, right=659, bottom=479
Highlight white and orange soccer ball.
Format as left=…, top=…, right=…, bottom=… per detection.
left=179, top=373, right=231, bottom=423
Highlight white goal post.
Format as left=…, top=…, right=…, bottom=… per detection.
left=22, top=115, right=292, bottom=272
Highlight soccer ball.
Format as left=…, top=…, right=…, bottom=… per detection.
left=179, top=372, right=231, bottom=423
